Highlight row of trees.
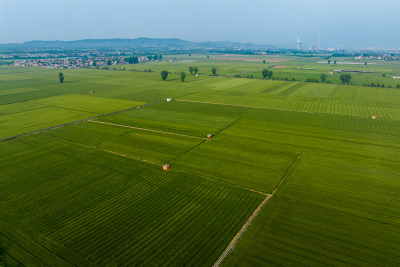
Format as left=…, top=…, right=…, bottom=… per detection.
left=188, top=66, right=199, bottom=75
left=262, top=69, right=273, bottom=79
left=161, top=71, right=186, bottom=82
left=161, top=68, right=218, bottom=82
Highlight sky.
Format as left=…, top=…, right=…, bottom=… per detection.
left=0, top=0, right=399, bottom=49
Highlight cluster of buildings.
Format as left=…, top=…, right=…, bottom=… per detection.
left=13, top=55, right=151, bottom=69
left=354, top=54, right=400, bottom=61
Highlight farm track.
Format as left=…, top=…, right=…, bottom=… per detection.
left=213, top=154, right=301, bottom=267
left=88, top=120, right=207, bottom=140
left=0, top=100, right=166, bottom=143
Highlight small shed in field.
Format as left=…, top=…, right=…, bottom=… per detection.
left=207, top=134, right=213, bottom=139
left=167, top=98, right=173, bottom=102
left=163, top=164, right=171, bottom=170
left=371, top=116, right=376, bottom=119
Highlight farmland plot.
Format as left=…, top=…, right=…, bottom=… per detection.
left=0, top=134, right=264, bottom=266
left=96, top=101, right=249, bottom=138
left=223, top=156, right=400, bottom=266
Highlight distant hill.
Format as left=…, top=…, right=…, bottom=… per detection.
left=0, top=38, right=273, bottom=50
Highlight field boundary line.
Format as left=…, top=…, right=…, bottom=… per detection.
left=0, top=100, right=165, bottom=143
left=213, top=118, right=241, bottom=137
left=173, top=168, right=268, bottom=196
left=88, top=120, right=207, bottom=140
left=44, top=133, right=162, bottom=167
left=175, top=99, right=316, bottom=114
left=213, top=154, right=301, bottom=267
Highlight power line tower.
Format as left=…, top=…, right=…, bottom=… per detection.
left=318, top=35, right=321, bottom=50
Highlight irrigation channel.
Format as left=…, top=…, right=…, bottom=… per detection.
left=213, top=154, right=301, bottom=267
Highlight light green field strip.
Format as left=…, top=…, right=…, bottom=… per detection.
left=31, top=94, right=145, bottom=114
left=0, top=87, right=40, bottom=96
left=0, top=101, right=47, bottom=116
left=0, top=106, right=93, bottom=139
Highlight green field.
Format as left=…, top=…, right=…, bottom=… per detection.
left=1, top=56, right=400, bottom=266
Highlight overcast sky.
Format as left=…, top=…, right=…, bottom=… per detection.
left=0, top=0, right=399, bottom=49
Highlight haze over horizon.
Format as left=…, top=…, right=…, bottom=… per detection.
left=1, top=0, right=399, bottom=49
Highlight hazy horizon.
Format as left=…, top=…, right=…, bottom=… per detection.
left=1, top=0, right=399, bottom=49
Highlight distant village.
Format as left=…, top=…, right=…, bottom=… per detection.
left=0, top=51, right=162, bottom=69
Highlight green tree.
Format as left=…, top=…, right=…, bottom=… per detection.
left=267, top=70, right=273, bottom=78
left=382, top=73, right=386, bottom=77
left=125, top=56, right=139, bottom=64
left=321, top=73, right=327, bottom=82
left=180, top=72, right=186, bottom=82
left=194, top=66, right=199, bottom=75
left=159, top=55, right=163, bottom=61
left=189, top=66, right=194, bottom=75
left=107, top=59, right=112, bottom=66
left=365, top=61, right=367, bottom=65
left=340, top=73, right=352, bottom=84
left=262, top=69, right=269, bottom=78
left=334, top=60, right=337, bottom=64
left=211, top=67, right=217, bottom=76
left=328, top=60, right=331, bottom=64
left=58, top=72, right=64, bottom=83
left=161, top=70, right=169, bottom=81
left=263, top=60, right=266, bottom=64
left=153, top=55, right=158, bottom=60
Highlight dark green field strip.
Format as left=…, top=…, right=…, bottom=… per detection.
left=139, top=191, right=248, bottom=266
left=92, top=180, right=226, bottom=265
left=128, top=192, right=258, bottom=267
left=0, top=212, right=92, bottom=267
left=223, top=156, right=400, bottom=266
left=172, top=120, right=298, bottom=193
left=226, top=119, right=400, bottom=173
left=45, top=121, right=205, bottom=165
left=0, top=101, right=48, bottom=116
left=45, top=121, right=135, bottom=146
left=244, top=105, right=400, bottom=137
left=0, top=133, right=264, bottom=266
left=260, top=81, right=289, bottom=94
left=96, top=129, right=204, bottom=164
left=105, top=184, right=233, bottom=265
left=278, top=82, right=307, bottom=96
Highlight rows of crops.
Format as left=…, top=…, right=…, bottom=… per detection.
left=0, top=134, right=264, bottom=266
left=224, top=156, right=400, bottom=266
left=96, top=101, right=249, bottom=138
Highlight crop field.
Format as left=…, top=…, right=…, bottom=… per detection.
left=0, top=134, right=264, bottom=266
left=1, top=57, right=400, bottom=266
left=224, top=156, right=400, bottom=266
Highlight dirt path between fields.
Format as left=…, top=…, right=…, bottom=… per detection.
left=213, top=154, right=301, bottom=267
left=88, top=120, right=207, bottom=140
